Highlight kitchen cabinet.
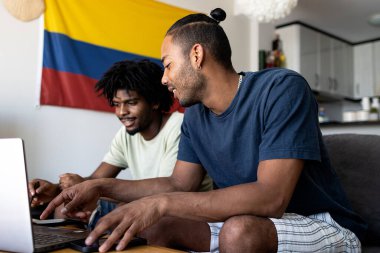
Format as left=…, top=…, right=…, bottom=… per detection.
left=276, top=24, right=319, bottom=90
left=322, top=37, right=352, bottom=97
left=353, top=43, right=375, bottom=98
left=299, top=26, right=319, bottom=91
left=374, top=41, right=380, bottom=95
left=336, top=40, right=353, bottom=97
left=276, top=24, right=352, bottom=97
left=319, top=33, right=332, bottom=93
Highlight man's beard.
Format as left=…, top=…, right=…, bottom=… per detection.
left=124, top=116, right=151, bottom=136
left=177, top=62, right=206, bottom=107
left=126, top=127, right=140, bottom=136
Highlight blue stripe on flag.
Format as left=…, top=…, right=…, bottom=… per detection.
left=43, top=31, right=163, bottom=80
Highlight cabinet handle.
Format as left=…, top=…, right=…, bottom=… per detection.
left=334, top=79, right=338, bottom=91
left=315, top=73, right=319, bottom=87
left=328, top=77, right=333, bottom=90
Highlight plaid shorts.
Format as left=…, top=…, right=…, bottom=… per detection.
left=205, top=212, right=361, bottom=253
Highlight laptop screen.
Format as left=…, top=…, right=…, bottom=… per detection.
left=0, top=138, right=34, bottom=252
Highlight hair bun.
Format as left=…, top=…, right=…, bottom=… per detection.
left=210, top=8, right=226, bottom=23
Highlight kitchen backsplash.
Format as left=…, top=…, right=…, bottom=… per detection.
left=318, top=96, right=380, bottom=123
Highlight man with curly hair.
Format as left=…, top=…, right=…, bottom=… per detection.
left=30, top=59, right=212, bottom=223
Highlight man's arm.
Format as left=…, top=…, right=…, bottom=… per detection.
left=40, top=160, right=205, bottom=219
left=90, top=162, right=123, bottom=179
left=100, top=160, right=206, bottom=201
left=59, top=162, right=123, bottom=189
left=47, top=158, right=303, bottom=252
left=161, top=158, right=304, bottom=221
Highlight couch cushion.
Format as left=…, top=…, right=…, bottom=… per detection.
left=362, top=246, right=380, bottom=253
left=323, top=134, right=380, bottom=246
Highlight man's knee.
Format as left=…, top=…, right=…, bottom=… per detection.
left=219, top=215, right=277, bottom=253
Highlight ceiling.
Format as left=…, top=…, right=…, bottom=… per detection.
left=273, top=0, right=380, bottom=44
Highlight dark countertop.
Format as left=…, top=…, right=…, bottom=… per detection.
left=320, top=120, right=380, bottom=127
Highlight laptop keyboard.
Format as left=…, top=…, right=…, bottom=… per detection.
left=34, top=232, right=74, bottom=244
left=32, top=224, right=89, bottom=250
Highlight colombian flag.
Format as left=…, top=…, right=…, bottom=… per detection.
left=40, top=0, right=193, bottom=112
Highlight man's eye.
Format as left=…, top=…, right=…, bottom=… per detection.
left=112, top=102, right=120, bottom=107
left=128, top=101, right=137, bottom=105
left=165, top=63, right=171, bottom=69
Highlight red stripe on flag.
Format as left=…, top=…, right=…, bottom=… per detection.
left=41, top=68, right=113, bottom=112
left=41, top=68, right=184, bottom=113
left=171, top=99, right=185, bottom=113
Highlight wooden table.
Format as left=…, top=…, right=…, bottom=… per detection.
left=54, top=245, right=186, bottom=252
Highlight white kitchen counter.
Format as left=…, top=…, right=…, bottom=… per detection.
left=320, top=121, right=380, bottom=135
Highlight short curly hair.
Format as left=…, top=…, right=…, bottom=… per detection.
left=95, top=59, right=173, bottom=112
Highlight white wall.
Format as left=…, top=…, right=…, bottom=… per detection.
left=0, top=1, right=264, bottom=182
left=0, top=6, right=120, bottom=182
left=158, top=0, right=260, bottom=71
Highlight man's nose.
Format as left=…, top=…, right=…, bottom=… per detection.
left=162, top=73, right=168, bottom=85
left=118, top=104, right=129, bottom=115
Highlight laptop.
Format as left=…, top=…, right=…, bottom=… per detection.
left=0, top=138, right=89, bottom=252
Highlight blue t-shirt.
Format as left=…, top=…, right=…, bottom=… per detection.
left=178, top=68, right=367, bottom=240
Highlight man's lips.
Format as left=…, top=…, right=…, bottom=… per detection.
left=168, top=86, right=177, bottom=98
left=120, top=118, right=136, bottom=127
left=168, top=86, right=176, bottom=92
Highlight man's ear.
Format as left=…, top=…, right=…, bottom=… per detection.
left=190, top=43, right=204, bottom=70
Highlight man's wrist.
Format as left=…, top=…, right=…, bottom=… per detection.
left=95, top=178, right=112, bottom=198
left=157, top=194, right=170, bottom=216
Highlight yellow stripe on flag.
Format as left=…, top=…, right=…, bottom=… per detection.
left=44, top=0, right=194, bottom=58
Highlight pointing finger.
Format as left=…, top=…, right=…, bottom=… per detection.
left=40, top=194, right=65, bottom=219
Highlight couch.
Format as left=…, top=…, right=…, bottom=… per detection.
left=323, top=134, right=380, bottom=252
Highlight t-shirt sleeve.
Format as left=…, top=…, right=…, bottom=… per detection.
left=259, top=74, right=321, bottom=162
left=178, top=113, right=201, bottom=164
left=102, top=127, right=128, bottom=169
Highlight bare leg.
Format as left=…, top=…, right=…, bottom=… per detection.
left=140, top=217, right=211, bottom=252
left=219, top=215, right=278, bottom=253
